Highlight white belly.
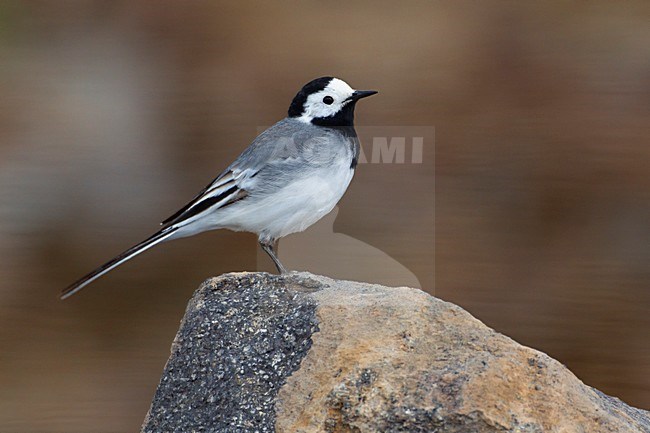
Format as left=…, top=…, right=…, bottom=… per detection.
left=215, top=160, right=355, bottom=241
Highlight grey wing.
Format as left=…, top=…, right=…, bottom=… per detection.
left=161, top=118, right=339, bottom=227
left=232, top=119, right=353, bottom=195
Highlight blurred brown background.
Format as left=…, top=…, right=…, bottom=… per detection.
left=0, top=1, right=648, bottom=431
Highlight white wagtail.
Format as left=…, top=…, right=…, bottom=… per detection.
left=61, top=77, right=377, bottom=299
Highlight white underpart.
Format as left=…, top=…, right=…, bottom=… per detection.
left=298, top=78, right=356, bottom=123
left=188, top=150, right=355, bottom=241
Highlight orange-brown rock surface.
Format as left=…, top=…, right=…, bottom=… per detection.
left=143, top=272, right=649, bottom=433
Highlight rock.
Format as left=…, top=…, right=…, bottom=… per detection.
left=142, top=272, right=650, bottom=433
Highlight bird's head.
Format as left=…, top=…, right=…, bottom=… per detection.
left=288, top=77, right=377, bottom=127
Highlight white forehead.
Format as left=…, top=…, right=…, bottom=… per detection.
left=324, top=78, right=354, bottom=97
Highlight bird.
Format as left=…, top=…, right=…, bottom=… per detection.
left=60, top=76, right=377, bottom=299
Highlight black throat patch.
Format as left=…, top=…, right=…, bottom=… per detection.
left=310, top=101, right=358, bottom=128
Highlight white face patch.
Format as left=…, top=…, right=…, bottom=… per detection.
left=298, top=78, right=356, bottom=123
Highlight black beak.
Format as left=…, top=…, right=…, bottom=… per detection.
left=348, top=90, right=378, bottom=101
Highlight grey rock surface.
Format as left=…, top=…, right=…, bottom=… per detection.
left=142, top=272, right=320, bottom=433
left=142, top=272, right=650, bottom=433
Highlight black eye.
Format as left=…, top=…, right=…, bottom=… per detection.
left=323, top=96, right=334, bottom=105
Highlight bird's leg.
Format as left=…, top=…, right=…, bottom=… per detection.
left=260, top=239, right=287, bottom=274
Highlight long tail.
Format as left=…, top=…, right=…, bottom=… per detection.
left=60, top=226, right=179, bottom=300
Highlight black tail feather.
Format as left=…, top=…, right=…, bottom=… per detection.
left=60, top=227, right=178, bottom=300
